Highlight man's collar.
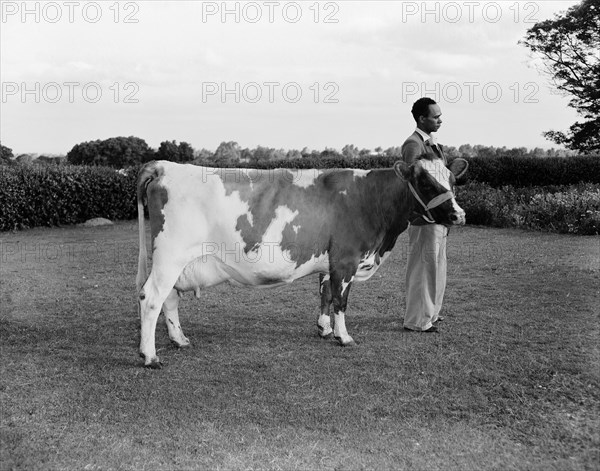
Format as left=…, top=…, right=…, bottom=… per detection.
left=415, top=128, right=430, bottom=142
left=415, top=128, right=438, bottom=145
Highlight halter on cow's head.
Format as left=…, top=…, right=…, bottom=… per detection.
left=394, top=157, right=468, bottom=225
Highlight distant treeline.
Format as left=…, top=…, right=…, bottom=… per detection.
left=0, top=137, right=587, bottom=169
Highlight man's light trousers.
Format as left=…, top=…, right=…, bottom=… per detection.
left=403, top=224, right=448, bottom=331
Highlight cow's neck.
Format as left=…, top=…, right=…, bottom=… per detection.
left=359, top=169, right=413, bottom=251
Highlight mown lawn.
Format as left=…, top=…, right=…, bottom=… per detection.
left=1, top=221, right=598, bottom=470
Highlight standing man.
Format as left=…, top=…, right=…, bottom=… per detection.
left=402, top=97, right=447, bottom=333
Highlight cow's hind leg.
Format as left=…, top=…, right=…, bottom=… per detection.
left=317, top=274, right=333, bottom=339
left=163, top=288, right=190, bottom=348
left=330, top=265, right=357, bottom=346
left=139, top=266, right=184, bottom=368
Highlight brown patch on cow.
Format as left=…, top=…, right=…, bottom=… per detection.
left=216, top=167, right=413, bottom=268
left=146, top=179, right=169, bottom=242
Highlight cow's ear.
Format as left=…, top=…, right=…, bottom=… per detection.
left=393, top=161, right=411, bottom=180
left=448, top=158, right=468, bottom=180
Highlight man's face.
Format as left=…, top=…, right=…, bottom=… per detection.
left=420, top=104, right=442, bottom=134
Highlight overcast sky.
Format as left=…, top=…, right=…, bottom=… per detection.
left=0, top=0, right=580, bottom=155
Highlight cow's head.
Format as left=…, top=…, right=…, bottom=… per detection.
left=394, top=157, right=468, bottom=225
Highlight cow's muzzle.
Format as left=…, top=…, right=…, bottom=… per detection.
left=449, top=210, right=466, bottom=225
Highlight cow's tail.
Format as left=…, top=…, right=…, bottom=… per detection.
left=136, top=162, right=158, bottom=294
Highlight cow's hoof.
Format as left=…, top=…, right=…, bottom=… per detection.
left=317, top=325, right=334, bottom=339
left=318, top=325, right=334, bottom=339
left=335, top=336, right=357, bottom=347
left=171, top=338, right=191, bottom=348
left=144, top=358, right=163, bottom=369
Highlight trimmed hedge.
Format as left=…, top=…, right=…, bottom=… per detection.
left=457, top=182, right=600, bottom=235
left=234, top=155, right=398, bottom=170
left=0, top=165, right=137, bottom=231
left=1, top=156, right=599, bottom=233
left=465, top=155, right=600, bottom=187
left=221, top=155, right=600, bottom=188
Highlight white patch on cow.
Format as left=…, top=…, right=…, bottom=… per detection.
left=153, top=163, right=258, bottom=285
left=292, top=252, right=330, bottom=280
left=355, top=251, right=391, bottom=281
left=419, top=159, right=466, bottom=220
left=420, top=159, right=452, bottom=190
left=339, top=190, right=348, bottom=196
left=293, top=225, right=300, bottom=234
left=237, top=205, right=328, bottom=284
left=149, top=163, right=334, bottom=295
left=341, top=277, right=354, bottom=297
left=351, top=169, right=370, bottom=180
left=334, top=311, right=354, bottom=345
left=292, top=168, right=323, bottom=189
left=318, top=313, right=333, bottom=337
left=263, top=206, right=298, bottom=243
left=240, top=204, right=254, bottom=227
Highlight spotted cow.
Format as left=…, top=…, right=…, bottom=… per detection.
left=136, top=158, right=468, bottom=367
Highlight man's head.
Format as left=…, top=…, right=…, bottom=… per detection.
left=411, top=97, right=442, bottom=134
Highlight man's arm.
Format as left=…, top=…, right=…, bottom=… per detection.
left=401, top=139, right=422, bottom=164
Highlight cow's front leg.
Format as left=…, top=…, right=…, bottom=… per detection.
left=163, top=289, right=190, bottom=348
left=330, top=266, right=357, bottom=346
left=317, top=274, right=333, bottom=339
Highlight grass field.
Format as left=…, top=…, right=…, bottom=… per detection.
left=1, top=221, right=598, bottom=470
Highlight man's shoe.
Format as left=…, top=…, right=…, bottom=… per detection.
left=433, top=316, right=445, bottom=324
left=404, top=325, right=439, bottom=333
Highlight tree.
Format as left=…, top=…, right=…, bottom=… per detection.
left=16, top=154, right=33, bottom=165
left=475, top=145, right=503, bottom=159
left=156, top=140, right=195, bottom=163
left=178, top=142, right=195, bottom=162
left=320, top=147, right=340, bottom=159
left=0, top=142, right=14, bottom=165
left=521, top=0, right=600, bottom=152
left=252, top=146, right=272, bottom=164
left=240, top=147, right=253, bottom=163
left=156, top=141, right=179, bottom=162
left=443, top=146, right=460, bottom=159
left=213, top=141, right=241, bottom=165
left=271, top=148, right=287, bottom=160
left=458, top=144, right=475, bottom=158
left=286, top=149, right=302, bottom=160
left=342, top=144, right=359, bottom=159
left=193, top=148, right=214, bottom=164
left=384, top=146, right=403, bottom=159
left=301, top=147, right=321, bottom=160
left=67, top=136, right=154, bottom=167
